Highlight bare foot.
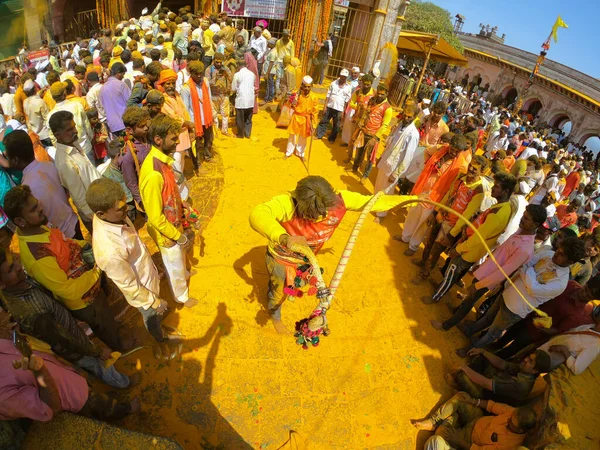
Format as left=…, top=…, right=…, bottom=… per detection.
left=444, top=372, right=460, bottom=390
left=373, top=216, right=382, bottom=224
left=392, top=235, right=404, bottom=242
left=456, top=291, right=466, bottom=300
left=272, top=318, right=291, bottom=335
left=411, top=418, right=435, bottom=431
left=359, top=177, right=366, bottom=185
left=411, top=259, right=424, bottom=267
left=129, top=397, right=141, bottom=413
left=430, top=320, right=446, bottom=331
left=183, top=298, right=198, bottom=308
left=404, top=248, right=416, bottom=256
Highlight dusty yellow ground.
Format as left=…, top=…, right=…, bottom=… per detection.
left=114, top=105, right=472, bottom=450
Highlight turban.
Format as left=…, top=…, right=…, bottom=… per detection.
left=156, top=69, right=177, bottom=91
left=50, top=81, right=68, bottom=98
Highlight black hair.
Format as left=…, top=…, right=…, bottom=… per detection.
left=3, top=130, right=34, bottom=164
left=525, top=204, right=547, bottom=226
left=533, top=350, right=552, bottom=373
left=493, top=171, right=517, bottom=195
left=559, top=237, right=586, bottom=264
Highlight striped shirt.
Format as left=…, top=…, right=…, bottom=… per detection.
left=1, top=279, right=100, bottom=361
left=231, top=67, right=256, bottom=109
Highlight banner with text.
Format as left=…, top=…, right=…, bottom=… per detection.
left=222, top=0, right=288, bottom=20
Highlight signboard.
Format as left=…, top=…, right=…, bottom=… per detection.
left=27, top=49, right=49, bottom=66
left=222, top=0, right=288, bottom=20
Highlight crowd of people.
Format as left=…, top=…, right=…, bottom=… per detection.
left=0, top=3, right=597, bottom=449
left=252, top=61, right=600, bottom=449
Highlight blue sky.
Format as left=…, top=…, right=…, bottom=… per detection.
left=428, top=0, right=599, bottom=79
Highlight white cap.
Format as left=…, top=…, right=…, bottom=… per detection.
left=519, top=181, right=532, bottom=195
left=302, top=75, right=313, bottom=85
left=340, top=69, right=349, bottom=77
left=351, top=66, right=360, bottom=72
left=422, top=99, right=431, bottom=105
left=23, top=79, right=35, bottom=91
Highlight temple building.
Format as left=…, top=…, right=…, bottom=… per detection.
left=449, top=24, right=600, bottom=150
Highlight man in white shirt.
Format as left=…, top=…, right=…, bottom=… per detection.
left=249, top=27, right=267, bottom=74
left=0, top=84, right=16, bottom=118
left=47, top=81, right=95, bottom=163
left=315, top=69, right=352, bottom=143
left=458, top=237, right=585, bottom=355
left=87, top=178, right=178, bottom=353
left=539, top=317, right=600, bottom=375
left=48, top=110, right=100, bottom=234
left=22, top=80, right=51, bottom=145
left=85, top=72, right=106, bottom=124
left=231, top=59, right=256, bottom=139
left=484, top=126, right=509, bottom=158
left=123, top=58, right=145, bottom=89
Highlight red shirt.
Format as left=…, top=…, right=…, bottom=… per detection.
left=526, top=281, right=595, bottom=341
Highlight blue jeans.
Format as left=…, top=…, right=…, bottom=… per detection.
left=265, top=74, right=276, bottom=102
left=77, top=356, right=130, bottom=389
left=316, top=107, right=341, bottom=141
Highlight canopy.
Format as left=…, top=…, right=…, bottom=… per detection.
left=396, top=30, right=468, bottom=67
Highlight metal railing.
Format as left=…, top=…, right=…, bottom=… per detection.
left=325, top=5, right=374, bottom=79
left=63, top=9, right=99, bottom=43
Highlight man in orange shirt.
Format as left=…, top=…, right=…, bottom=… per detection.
left=556, top=199, right=581, bottom=228
left=412, top=392, right=536, bottom=450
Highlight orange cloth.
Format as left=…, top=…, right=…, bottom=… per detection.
left=28, top=131, right=52, bottom=162
left=156, top=69, right=178, bottom=89
left=161, top=95, right=191, bottom=152
left=556, top=204, right=578, bottom=228
left=187, top=77, right=213, bottom=137
left=502, top=155, right=515, bottom=171
left=287, top=92, right=318, bottom=138
left=471, top=401, right=526, bottom=449
left=14, top=86, right=26, bottom=115
left=562, top=171, right=580, bottom=199
left=411, top=147, right=471, bottom=204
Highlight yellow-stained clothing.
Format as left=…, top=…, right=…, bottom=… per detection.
left=455, top=201, right=512, bottom=263
left=250, top=190, right=415, bottom=255
left=17, top=227, right=101, bottom=311
left=362, top=99, right=393, bottom=140
left=43, top=89, right=56, bottom=111
left=287, top=92, right=318, bottom=138
left=139, top=146, right=183, bottom=247
left=92, top=216, right=161, bottom=310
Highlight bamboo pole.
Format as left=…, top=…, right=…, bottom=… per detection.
left=412, top=35, right=437, bottom=98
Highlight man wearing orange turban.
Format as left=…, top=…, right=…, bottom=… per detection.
left=156, top=69, right=198, bottom=173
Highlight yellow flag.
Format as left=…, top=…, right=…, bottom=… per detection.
left=551, top=16, right=568, bottom=43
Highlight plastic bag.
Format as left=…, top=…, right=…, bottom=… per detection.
left=277, top=104, right=294, bottom=128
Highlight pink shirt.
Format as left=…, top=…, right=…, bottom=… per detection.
left=473, top=233, right=535, bottom=290
left=22, top=160, right=79, bottom=238
left=0, top=340, right=88, bottom=421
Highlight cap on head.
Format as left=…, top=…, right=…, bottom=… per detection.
left=146, top=89, right=164, bottom=104
left=50, top=81, right=68, bottom=98
left=282, top=29, right=290, bottom=35
left=340, top=68, right=349, bottom=77
left=351, top=66, right=360, bottom=73
left=302, top=75, right=313, bottom=85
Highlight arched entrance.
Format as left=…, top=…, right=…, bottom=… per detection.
left=580, top=135, right=600, bottom=156
left=522, top=98, right=543, bottom=117
left=549, top=113, right=572, bottom=137
left=501, top=86, right=518, bottom=107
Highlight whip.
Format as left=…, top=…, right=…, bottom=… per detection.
left=289, top=195, right=551, bottom=349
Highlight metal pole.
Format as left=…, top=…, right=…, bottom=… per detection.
left=412, top=36, right=437, bottom=98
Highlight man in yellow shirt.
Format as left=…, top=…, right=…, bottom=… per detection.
left=249, top=175, right=414, bottom=332
left=4, top=185, right=124, bottom=352
left=422, top=172, right=517, bottom=305
left=139, top=115, right=198, bottom=309
left=412, top=391, right=536, bottom=450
